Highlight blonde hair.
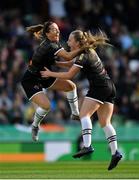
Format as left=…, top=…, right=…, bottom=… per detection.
left=71, top=30, right=110, bottom=49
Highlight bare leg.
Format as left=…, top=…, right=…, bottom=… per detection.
left=97, top=103, right=117, bottom=155
left=31, top=92, right=51, bottom=141
left=97, top=102, right=122, bottom=170
left=31, top=92, right=51, bottom=110
left=50, top=79, right=79, bottom=119
left=73, top=97, right=100, bottom=158
left=80, top=97, right=100, bottom=147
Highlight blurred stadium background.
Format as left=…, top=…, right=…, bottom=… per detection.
left=0, top=0, right=139, bottom=177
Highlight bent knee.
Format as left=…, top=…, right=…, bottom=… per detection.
left=99, top=119, right=110, bottom=128
left=36, top=100, right=51, bottom=112
left=41, top=103, right=51, bottom=111
left=37, top=107, right=50, bottom=116
left=66, top=80, right=76, bottom=91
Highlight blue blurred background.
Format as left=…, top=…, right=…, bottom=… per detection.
left=0, top=0, right=139, bottom=162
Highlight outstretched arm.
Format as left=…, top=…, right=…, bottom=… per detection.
left=57, top=44, right=92, bottom=61
left=55, top=60, right=74, bottom=68
left=57, top=49, right=83, bottom=61
left=40, top=65, right=80, bottom=80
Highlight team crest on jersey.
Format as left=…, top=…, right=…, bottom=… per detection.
left=33, top=85, right=40, bottom=90
left=79, top=54, right=84, bottom=60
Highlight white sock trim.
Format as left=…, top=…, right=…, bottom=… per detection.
left=67, top=88, right=79, bottom=115
left=103, top=124, right=118, bottom=155
left=32, top=107, right=50, bottom=127
left=81, top=116, right=92, bottom=147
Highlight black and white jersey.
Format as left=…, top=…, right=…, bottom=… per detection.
left=21, top=38, right=63, bottom=99
left=28, top=37, right=64, bottom=75
left=74, top=49, right=110, bottom=87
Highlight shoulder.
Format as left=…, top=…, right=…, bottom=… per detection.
left=88, top=49, right=101, bottom=61
left=79, top=53, right=84, bottom=60
left=50, top=42, right=62, bottom=48
left=74, top=54, right=85, bottom=68
left=88, top=49, right=97, bottom=57
left=38, top=39, right=50, bottom=50
left=76, top=53, right=85, bottom=62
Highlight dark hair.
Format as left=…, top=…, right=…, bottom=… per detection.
left=42, top=21, right=54, bottom=36
left=26, top=24, right=43, bottom=33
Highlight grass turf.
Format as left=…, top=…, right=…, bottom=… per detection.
left=0, top=161, right=139, bottom=179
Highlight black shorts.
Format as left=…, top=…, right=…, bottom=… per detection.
left=86, top=79, right=116, bottom=104
left=21, top=70, right=56, bottom=100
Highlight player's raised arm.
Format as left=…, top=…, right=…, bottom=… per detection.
left=40, top=65, right=80, bottom=80
left=55, top=60, right=74, bottom=68
left=56, top=48, right=83, bottom=61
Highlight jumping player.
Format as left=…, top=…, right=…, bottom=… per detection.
left=21, top=22, right=88, bottom=141
left=40, top=30, right=122, bottom=170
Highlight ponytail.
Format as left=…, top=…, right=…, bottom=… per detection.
left=26, top=24, right=43, bottom=33
left=83, top=30, right=111, bottom=49
left=71, top=29, right=111, bottom=49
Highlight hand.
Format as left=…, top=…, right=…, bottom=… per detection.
left=40, top=67, right=52, bottom=78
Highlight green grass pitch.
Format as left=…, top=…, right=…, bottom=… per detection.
left=0, top=161, right=139, bottom=179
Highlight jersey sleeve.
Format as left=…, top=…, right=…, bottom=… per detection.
left=73, top=54, right=84, bottom=68
left=50, top=42, right=64, bottom=55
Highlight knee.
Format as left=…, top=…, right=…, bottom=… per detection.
left=36, top=107, right=50, bottom=116
left=99, top=119, right=110, bottom=128
left=80, top=113, right=91, bottom=119
left=44, top=105, right=51, bottom=112
left=99, top=122, right=106, bottom=128
left=67, top=80, right=76, bottom=91
left=40, top=102, right=51, bottom=112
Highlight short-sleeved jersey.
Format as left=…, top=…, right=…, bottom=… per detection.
left=74, top=49, right=110, bottom=87
left=28, top=37, right=63, bottom=75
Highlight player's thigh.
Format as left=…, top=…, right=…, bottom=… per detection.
left=50, top=78, right=76, bottom=92
left=97, top=102, right=114, bottom=127
left=80, top=97, right=100, bottom=118
left=31, top=92, right=51, bottom=110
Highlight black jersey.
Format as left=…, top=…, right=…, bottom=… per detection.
left=28, top=37, right=63, bottom=75
left=74, top=49, right=110, bottom=87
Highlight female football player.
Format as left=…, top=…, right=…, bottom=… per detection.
left=21, top=22, right=88, bottom=142
left=40, top=30, right=122, bottom=170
